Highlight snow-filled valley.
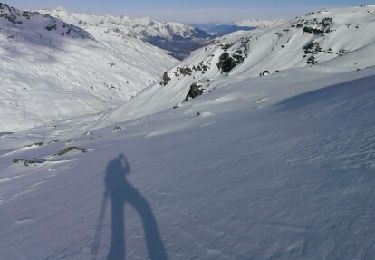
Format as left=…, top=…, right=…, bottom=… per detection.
left=1, top=3, right=375, bottom=260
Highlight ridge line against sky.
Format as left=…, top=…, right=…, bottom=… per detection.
left=2, top=0, right=375, bottom=23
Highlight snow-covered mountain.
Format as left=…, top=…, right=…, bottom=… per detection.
left=0, top=3, right=177, bottom=132
left=38, top=7, right=211, bottom=60
left=1, top=4, right=375, bottom=260
left=105, top=5, right=375, bottom=124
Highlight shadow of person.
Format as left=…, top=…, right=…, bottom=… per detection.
left=105, top=154, right=168, bottom=260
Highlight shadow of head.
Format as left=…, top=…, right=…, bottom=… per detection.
left=106, top=154, right=130, bottom=180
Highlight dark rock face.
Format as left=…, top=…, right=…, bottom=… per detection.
left=216, top=36, right=249, bottom=73
left=303, top=41, right=322, bottom=54
left=259, top=71, right=271, bottom=77
left=217, top=53, right=238, bottom=73
left=303, top=26, right=325, bottom=34
left=25, top=142, right=44, bottom=148
left=322, top=17, right=333, bottom=27
left=13, top=158, right=45, bottom=166
left=176, top=67, right=193, bottom=76
left=307, top=56, right=317, bottom=64
left=185, top=82, right=204, bottom=101
left=54, top=147, right=87, bottom=156
left=45, top=24, right=57, bottom=31
left=337, top=49, right=350, bottom=56
left=192, top=62, right=209, bottom=73
left=216, top=50, right=247, bottom=73
left=160, top=72, right=171, bottom=86
left=294, top=17, right=333, bottom=35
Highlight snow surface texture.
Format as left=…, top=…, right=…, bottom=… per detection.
left=38, top=7, right=211, bottom=60
left=0, top=4, right=177, bottom=132
left=1, top=61, right=374, bottom=260
left=1, top=4, right=375, bottom=260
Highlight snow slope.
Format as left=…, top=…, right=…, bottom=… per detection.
left=38, top=7, right=211, bottom=60
left=105, top=5, right=375, bottom=125
left=0, top=61, right=374, bottom=259
left=0, top=4, right=177, bottom=132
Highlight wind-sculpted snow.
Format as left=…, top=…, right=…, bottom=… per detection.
left=0, top=62, right=374, bottom=259
left=0, top=4, right=177, bottom=132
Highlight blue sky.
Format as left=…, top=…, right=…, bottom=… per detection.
left=4, top=0, right=374, bottom=23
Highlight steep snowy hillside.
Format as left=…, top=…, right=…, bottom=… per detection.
left=0, top=3, right=177, bottom=132
left=39, top=7, right=211, bottom=60
left=106, top=5, right=375, bottom=124
left=0, top=57, right=374, bottom=259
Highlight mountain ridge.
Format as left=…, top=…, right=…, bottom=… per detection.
left=38, top=7, right=212, bottom=60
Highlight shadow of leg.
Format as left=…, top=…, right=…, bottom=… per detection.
left=125, top=184, right=169, bottom=260
left=107, top=198, right=125, bottom=260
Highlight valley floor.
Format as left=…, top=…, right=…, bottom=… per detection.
left=0, top=66, right=375, bottom=259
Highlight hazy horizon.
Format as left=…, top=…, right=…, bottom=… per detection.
left=2, top=0, right=374, bottom=23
